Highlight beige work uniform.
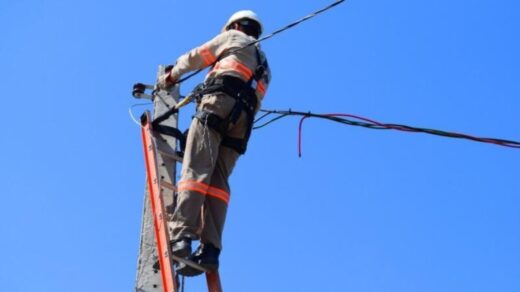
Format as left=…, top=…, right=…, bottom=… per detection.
left=169, top=29, right=271, bottom=250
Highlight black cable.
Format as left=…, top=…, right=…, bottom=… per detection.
left=255, top=109, right=520, bottom=151
left=253, top=111, right=275, bottom=124
left=253, top=113, right=290, bottom=129
left=176, top=1, right=346, bottom=84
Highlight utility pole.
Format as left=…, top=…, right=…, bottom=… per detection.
left=133, top=67, right=222, bottom=292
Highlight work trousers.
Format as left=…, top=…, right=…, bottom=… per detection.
left=170, top=92, right=248, bottom=250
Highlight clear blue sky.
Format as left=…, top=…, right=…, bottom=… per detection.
left=1, top=0, right=519, bottom=291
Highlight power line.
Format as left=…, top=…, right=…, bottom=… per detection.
left=175, top=0, right=346, bottom=84
left=254, top=109, right=520, bottom=156
left=138, top=1, right=520, bottom=154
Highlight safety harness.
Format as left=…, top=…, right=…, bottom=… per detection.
left=152, top=46, right=268, bottom=155
left=191, top=47, right=267, bottom=154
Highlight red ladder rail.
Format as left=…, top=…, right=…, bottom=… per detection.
left=141, top=112, right=178, bottom=292
left=141, top=111, right=223, bottom=292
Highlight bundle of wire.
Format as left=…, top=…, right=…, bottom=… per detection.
left=253, top=109, right=520, bottom=156
left=132, top=0, right=519, bottom=156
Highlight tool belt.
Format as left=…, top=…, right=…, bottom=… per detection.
left=193, top=75, right=258, bottom=154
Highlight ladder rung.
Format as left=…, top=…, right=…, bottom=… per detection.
left=157, top=149, right=183, bottom=162
left=171, top=254, right=209, bottom=274
left=160, top=181, right=177, bottom=191
left=140, top=108, right=223, bottom=292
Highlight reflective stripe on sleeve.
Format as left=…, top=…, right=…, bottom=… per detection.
left=199, top=46, right=217, bottom=66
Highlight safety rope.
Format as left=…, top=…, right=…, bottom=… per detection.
left=254, top=109, right=520, bottom=156
left=175, top=0, right=346, bottom=84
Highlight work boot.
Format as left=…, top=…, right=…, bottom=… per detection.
left=176, top=243, right=220, bottom=277
left=192, top=243, right=220, bottom=271
left=171, top=237, right=192, bottom=259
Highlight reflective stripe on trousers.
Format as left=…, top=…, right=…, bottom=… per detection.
left=170, top=92, right=248, bottom=250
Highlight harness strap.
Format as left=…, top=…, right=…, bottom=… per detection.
left=221, top=136, right=247, bottom=154
left=167, top=46, right=267, bottom=155
left=193, top=73, right=258, bottom=154
left=151, top=123, right=188, bottom=155
left=193, top=108, right=251, bottom=154
left=193, top=111, right=227, bottom=133
left=203, top=76, right=257, bottom=111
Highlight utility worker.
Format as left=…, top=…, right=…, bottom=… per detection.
left=157, top=10, right=271, bottom=276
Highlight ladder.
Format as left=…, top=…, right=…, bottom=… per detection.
left=133, top=67, right=222, bottom=292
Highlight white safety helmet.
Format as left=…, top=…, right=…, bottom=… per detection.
left=222, top=10, right=263, bottom=36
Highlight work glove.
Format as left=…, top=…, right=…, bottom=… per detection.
left=157, top=65, right=177, bottom=89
